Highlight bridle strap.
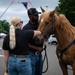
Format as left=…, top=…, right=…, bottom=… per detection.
left=57, top=39, right=75, bottom=58
left=42, top=16, right=55, bottom=37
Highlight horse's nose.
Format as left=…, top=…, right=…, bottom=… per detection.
left=34, top=37, right=44, bottom=44
left=34, top=37, right=40, bottom=43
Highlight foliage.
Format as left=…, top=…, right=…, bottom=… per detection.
left=56, top=0, right=75, bottom=26
left=0, top=20, right=10, bottom=33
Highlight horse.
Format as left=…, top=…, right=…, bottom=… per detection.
left=37, top=7, right=75, bottom=75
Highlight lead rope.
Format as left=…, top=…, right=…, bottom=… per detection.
left=42, top=44, right=49, bottom=73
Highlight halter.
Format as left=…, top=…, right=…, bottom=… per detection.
left=41, top=16, right=55, bottom=39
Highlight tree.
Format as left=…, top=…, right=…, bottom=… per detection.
left=0, top=20, right=10, bottom=33
left=56, top=0, right=75, bottom=26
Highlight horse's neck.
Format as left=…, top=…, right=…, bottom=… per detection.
left=54, top=22, right=75, bottom=49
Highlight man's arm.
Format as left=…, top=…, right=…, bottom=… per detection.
left=29, top=44, right=43, bottom=52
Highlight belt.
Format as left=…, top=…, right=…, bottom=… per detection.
left=9, top=54, right=29, bottom=58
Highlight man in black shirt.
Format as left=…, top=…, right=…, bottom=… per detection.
left=2, top=16, right=41, bottom=75
left=22, top=8, right=44, bottom=75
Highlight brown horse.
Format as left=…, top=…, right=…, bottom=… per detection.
left=38, top=7, right=75, bottom=75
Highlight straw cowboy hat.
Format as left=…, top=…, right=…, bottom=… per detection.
left=10, top=16, right=23, bottom=26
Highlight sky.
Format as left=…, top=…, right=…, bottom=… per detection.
left=0, top=0, right=59, bottom=27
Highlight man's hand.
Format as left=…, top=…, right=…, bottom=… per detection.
left=37, top=47, right=43, bottom=52
left=35, top=47, right=43, bottom=55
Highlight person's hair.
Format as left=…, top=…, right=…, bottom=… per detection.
left=9, top=16, right=22, bottom=49
left=9, top=25, right=16, bottom=49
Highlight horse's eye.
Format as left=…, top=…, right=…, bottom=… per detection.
left=45, top=22, right=49, bottom=25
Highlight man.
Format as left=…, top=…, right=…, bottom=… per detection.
left=22, top=8, right=44, bottom=75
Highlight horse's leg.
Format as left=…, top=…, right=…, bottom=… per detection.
left=59, top=61, right=68, bottom=75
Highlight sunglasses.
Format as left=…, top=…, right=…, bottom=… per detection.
left=16, top=21, right=23, bottom=26
left=20, top=21, right=23, bottom=24
left=33, top=14, right=38, bottom=17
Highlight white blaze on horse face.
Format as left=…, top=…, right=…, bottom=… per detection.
left=41, top=18, right=44, bottom=23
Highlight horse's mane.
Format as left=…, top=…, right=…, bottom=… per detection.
left=55, top=13, right=75, bottom=39
left=59, top=14, right=72, bottom=26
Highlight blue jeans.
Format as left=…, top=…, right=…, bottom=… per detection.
left=29, top=52, right=43, bottom=75
left=8, top=56, right=32, bottom=75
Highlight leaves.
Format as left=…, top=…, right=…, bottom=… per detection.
left=56, top=0, right=75, bottom=26
left=0, top=20, right=10, bottom=33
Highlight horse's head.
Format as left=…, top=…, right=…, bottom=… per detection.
left=37, top=7, right=60, bottom=41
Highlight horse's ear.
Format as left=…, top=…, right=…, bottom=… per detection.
left=40, top=6, right=45, bottom=13
left=50, top=9, right=56, bottom=17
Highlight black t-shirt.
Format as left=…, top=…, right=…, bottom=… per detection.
left=2, top=28, right=34, bottom=55
left=22, top=21, right=44, bottom=51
